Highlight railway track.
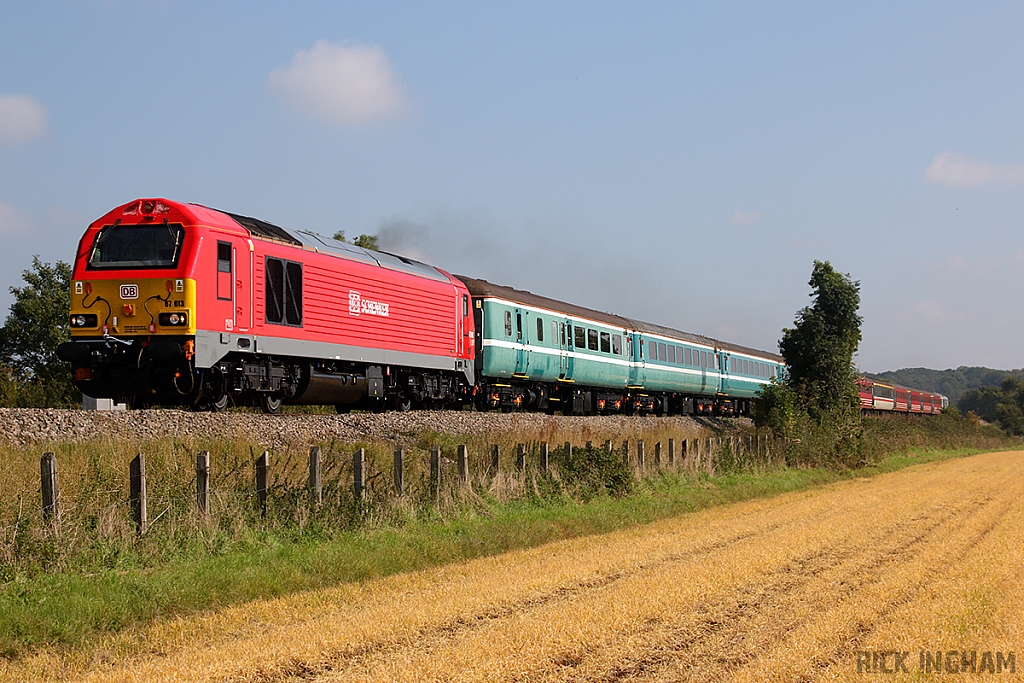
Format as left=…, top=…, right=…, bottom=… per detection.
left=0, top=407, right=734, bottom=448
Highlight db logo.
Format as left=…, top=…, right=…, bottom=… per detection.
left=349, top=290, right=361, bottom=316
left=120, top=284, right=139, bottom=300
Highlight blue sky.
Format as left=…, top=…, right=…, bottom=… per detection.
left=2, top=1, right=1023, bottom=372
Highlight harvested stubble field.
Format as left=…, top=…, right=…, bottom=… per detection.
left=5, top=448, right=1022, bottom=682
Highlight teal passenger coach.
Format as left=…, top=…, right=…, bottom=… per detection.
left=458, top=277, right=783, bottom=416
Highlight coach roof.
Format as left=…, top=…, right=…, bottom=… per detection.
left=457, top=276, right=782, bottom=362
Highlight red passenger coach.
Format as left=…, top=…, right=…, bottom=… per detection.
left=58, top=199, right=475, bottom=411
left=859, top=376, right=948, bottom=416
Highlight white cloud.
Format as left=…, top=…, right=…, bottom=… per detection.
left=0, top=94, right=48, bottom=147
left=924, top=151, right=1024, bottom=187
left=0, top=201, right=32, bottom=234
left=911, top=299, right=949, bottom=323
left=268, top=41, right=410, bottom=126
left=731, top=207, right=760, bottom=226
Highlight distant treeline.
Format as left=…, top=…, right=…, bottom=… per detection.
left=871, top=366, right=1024, bottom=406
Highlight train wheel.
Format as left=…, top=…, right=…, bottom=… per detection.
left=210, top=393, right=229, bottom=412
left=260, top=394, right=282, bottom=414
left=396, top=396, right=412, bottom=412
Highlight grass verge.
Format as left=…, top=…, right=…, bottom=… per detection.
left=0, top=443, right=994, bottom=658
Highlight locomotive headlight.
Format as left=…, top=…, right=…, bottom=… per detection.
left=158, top=311, right=189, bottom=327
left=70, top=314, right=97, bottom=327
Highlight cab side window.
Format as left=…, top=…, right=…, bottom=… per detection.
left=217, top=241, right=232, bottom=301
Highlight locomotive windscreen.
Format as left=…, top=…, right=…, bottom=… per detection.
left=87, top=223, right=185, bottom=269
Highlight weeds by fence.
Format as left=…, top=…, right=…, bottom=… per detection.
left=0, top=430, right=782, bottom=578
left=0, top=411, right=1010, bottom=582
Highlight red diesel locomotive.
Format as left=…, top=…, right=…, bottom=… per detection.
left=58, top=199, right=475, bottom=411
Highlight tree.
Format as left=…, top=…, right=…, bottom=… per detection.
left=779, top=260, right=862, bottom=418
left=752, top=378, right=798, bottom=437
left=332, top=230, right=379, bottom=251
left=352, top=234, right=379, bottom=251
left=0, top=256, right=76, bottom=406
left=958, top=385, right=1003, bottom=423
left=995, top=377, right=1024, bottom=436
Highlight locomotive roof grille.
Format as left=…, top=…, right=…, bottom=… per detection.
left=224, top=212, right=303, bottom=246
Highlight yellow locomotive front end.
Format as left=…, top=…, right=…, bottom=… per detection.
left=61, top=277, right=200, bottom=406
left=68, top=277, right=197, bottom=339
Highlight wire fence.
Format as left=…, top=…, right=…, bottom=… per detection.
left=0, top=432, right=784, bottom=573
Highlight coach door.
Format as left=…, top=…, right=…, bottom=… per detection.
left=513, top=308, right=529, bottom=376
left=559, top=319, right=573, bottom=380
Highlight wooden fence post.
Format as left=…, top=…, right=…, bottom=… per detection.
left=394, top=446, right=405, bottom=495
left=196, top=451, right=210, bottom=516
left=654, top=441, right=662, bottom=468
left=256, top=451, right=269, bottom=516
left=605, top=440, right=613, bottom=453
left=490, top=444, right=500, bottom=474
left=431, top=445, right=441, bottom=496
left=668, top=438, right=675, bottom=466
left=563, top=441, right=572, bottom=466
left=40, top=452, right=59, bottom=531
left=622, top=440, right=629, bottom=467
left=517, top=443, right=527, bottom=472
left=637, top=440, right=645, bottom=472
left=458, top=445, right=469, bottom=485
left=129, top=453, right=147, bottom=536
left=353, top=448, right=365, bottom=502
left=539, top=442, right=549, bottom=472
left=308, top=446, right=322, bottom=508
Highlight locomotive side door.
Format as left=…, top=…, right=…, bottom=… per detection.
left=235, top=239, right=252, bottom=332
left=217, top=238, right=251, bottom=332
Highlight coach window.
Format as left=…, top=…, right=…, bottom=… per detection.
left=574, top=325, right=586, bottom=349
left=504, top=311, right=512, bottom=337
left=516, top=313, right=522, bottom=341
left=656, top=343, right=665, bottom=361
left=600, top=331, right=610, bottom=353
left=551, top=321, right=558, bottom=346
left=463, top=295, right=469, bottom=317
left=216, top=242, right=232, bottom=301
left=612, top=334, right=622, bottom=355
left=536, top=317, right=544, bottom=342
left=588, top=328, right=599, bottom=351
left=560, top=323, right=566, bottom=346
left=700, top=351, right=707, bottom=369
